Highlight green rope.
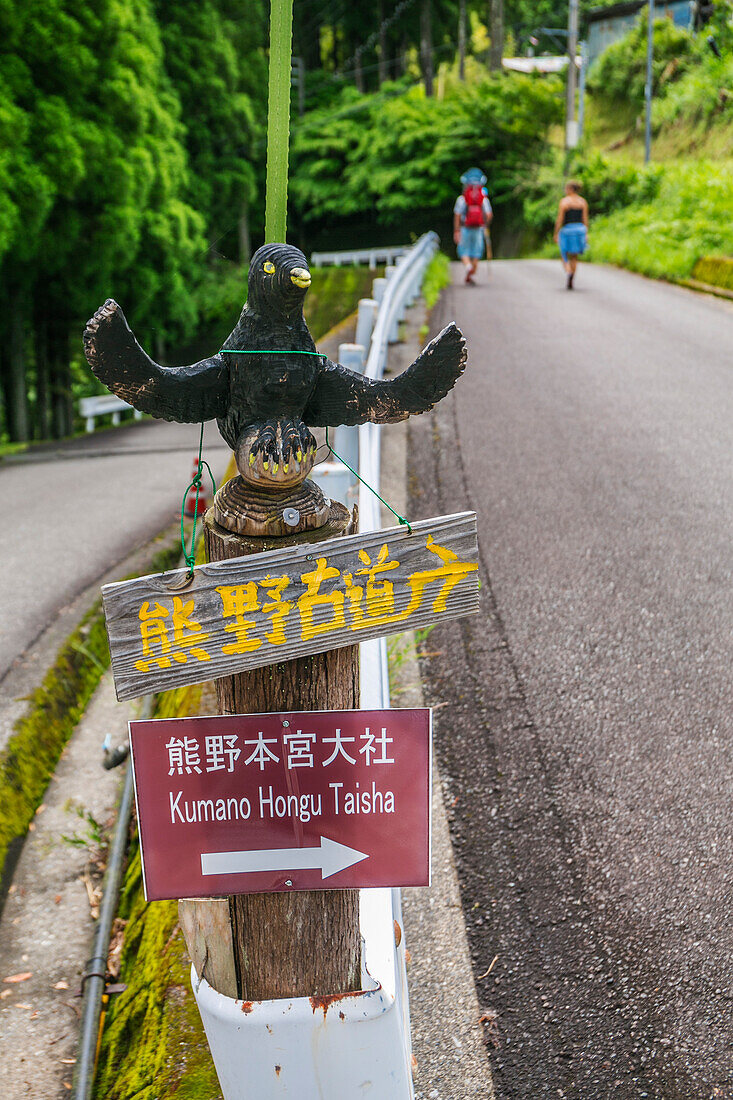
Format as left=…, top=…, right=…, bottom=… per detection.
left=324, top=426, right=412, bottom=534
left=265, top=0, right=294, bottom=244
left=220, top=350, right=326, bottom=356
left=180, top=424, right=217, bottom=575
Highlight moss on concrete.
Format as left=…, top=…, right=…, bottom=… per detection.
left=692, top=255, right=733, bottom=291
left=0, top=603, right=110, bottom=893
left=93, top=678, right=220, bottom=1099
left=94, top=845, right=221, bottom=1099
left=0, top=539, right=181, bottom=897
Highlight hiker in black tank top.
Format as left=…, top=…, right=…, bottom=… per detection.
left=554, top=180, right=589, bottom=290
left=563, top=207, right=585, bottom=225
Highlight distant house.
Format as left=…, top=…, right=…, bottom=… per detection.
left=586, top=0, right=691, bottom=66
left=502, top=55, right=580, bottom=73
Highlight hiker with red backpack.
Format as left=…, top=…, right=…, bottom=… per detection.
left=453, top=168, right=493, bottom=284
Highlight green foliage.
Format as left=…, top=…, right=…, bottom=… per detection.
left=154, top=0, right=266, bottom=250
left=521, top=151, right=663, bottom=238
left=587, top=14, right=697, bottom=107
left=422, top=251, right=452, bottom=309
left=0, top=0, right=267, bottom=445
left=290, top=73, right=563, bottom=238
left=588, top=160, right=733, bottom=279
left=586, top=2, right=733, bottom=146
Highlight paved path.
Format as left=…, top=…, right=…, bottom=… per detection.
left=409, top=260, right=733, bottom=1099
left=0, top=420, right=230, bottom=688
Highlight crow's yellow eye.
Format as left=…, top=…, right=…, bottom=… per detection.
left=263, top=261, right=276, bottom=274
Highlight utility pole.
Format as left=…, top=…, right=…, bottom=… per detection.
left=458, top=0, right=467, bottom=80
left=291, top=56, right=305, bottom=115
left=565, top=0, right=579, bottom=150
left=644, top=0, right=655, bottom=163
left=577, top=39, right=588, bottom=142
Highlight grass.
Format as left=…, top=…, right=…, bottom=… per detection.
left=520, top=16, right=733, bottom=286
left=422, top=252, right=452, bottom=310
left=588, top=159, right=733, bottom=280
left=304, top=264, right=382, bottom=340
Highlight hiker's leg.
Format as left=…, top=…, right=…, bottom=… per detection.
left=566, top=253, right=578, bottom=289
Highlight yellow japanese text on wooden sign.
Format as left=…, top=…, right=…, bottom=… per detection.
left=101, top=512, right=479, bottom=701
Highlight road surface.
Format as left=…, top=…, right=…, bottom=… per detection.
left=409, top=260, right=733, bottom=1099
left=0, top=420, right=230, bottom=686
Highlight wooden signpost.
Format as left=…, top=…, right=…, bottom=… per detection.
left=102, top=512, right=478, bottom=701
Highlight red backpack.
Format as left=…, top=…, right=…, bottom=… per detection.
left=463, top=184, right=485, bottom=227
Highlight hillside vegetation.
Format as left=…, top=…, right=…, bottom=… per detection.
left=0, top=1, right=570, bottom=447
left=523, top=0, right=733, bottom=284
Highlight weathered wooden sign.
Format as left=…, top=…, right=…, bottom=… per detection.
left=102, top=510, right=478, bottom=701
left=129, top=707, right=431, bottom=900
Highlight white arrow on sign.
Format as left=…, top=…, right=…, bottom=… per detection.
left=200, top=836, right=369, bottom=881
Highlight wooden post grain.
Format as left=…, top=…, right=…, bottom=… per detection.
left=180, top=502, right=362, bottom=1003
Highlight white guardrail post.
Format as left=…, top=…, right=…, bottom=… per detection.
left=355, top=298, right=378, bottom=350
left=193, top=231, right=440, bottom=1100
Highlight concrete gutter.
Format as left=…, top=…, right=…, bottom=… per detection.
left=382, top=308, right=495, bottom=1100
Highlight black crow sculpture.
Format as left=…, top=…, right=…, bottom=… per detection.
left=83, top=242, right=467, bottom=535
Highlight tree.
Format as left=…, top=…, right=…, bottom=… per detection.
left=489, top=0, right=504, bottom=71
left=154, top=0, right=267, bottom=264
left=290, top=72, right=563, bottom=244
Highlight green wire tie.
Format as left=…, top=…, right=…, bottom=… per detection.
left=203, top=361, right=413, bottom=536
left=220, top=349, right=327, bottom=356
left=181, top=423, right=217, bottom=576
left=325, top=426, right=412, bottom=534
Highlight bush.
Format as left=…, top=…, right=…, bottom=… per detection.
left=290, top=72, right=563, bottom=241
left=520, top=152, right=662, bottom=238
left=587, top=15, right=697, bottom=107
left=588, top=160, right=733, bottom=279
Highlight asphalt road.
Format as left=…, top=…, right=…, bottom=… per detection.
left=408, top=260, right=733, bottom=1099
left=0, top=419, right=230, bottom=685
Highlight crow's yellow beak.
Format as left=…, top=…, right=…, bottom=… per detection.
left=290, top=267, right=311, bottom=289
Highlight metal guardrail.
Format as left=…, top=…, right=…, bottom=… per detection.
left=310, top=245, right=410, bottom=270
left=357, top=231, right=439, bottom=703
left=78, top=394, right=142, bottom=432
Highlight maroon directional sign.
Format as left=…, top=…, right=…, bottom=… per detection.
left=128, top=708, right=432, bottom=901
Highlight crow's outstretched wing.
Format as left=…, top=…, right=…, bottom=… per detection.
left=303, top=322, right=467, bottom=427
left=83, top=299, right=228, bottom=423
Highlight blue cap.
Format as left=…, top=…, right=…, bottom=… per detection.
left=461, top=167, right=487, bottom=186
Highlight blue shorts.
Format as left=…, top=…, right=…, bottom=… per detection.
left=558, top=224, right=587, bottom=263
left=457, top=227, right=486, bottom=260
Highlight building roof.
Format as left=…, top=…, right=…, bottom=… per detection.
left=587, top=0, right=645, bottom=24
